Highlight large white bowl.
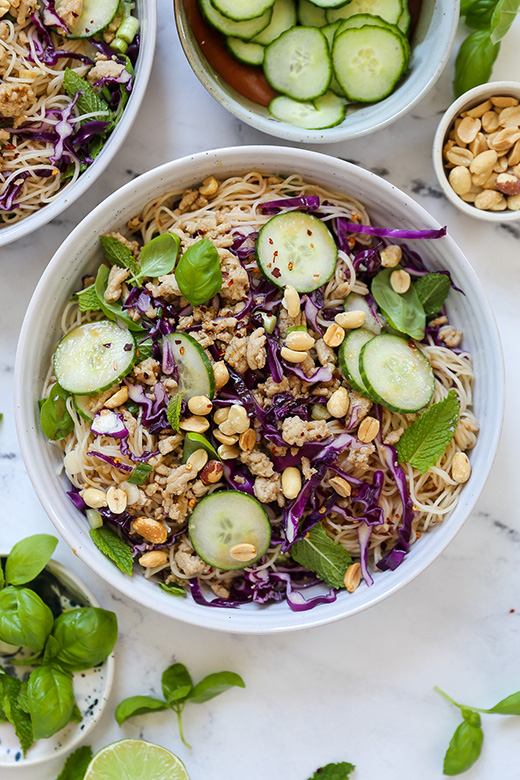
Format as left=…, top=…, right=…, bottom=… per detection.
left=14, top=146, right=503, bottom=633
left=0, top=0, right=157, bottom=248
left=174, top=0, right=459, bottom=143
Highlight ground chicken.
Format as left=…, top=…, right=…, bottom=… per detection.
left=314, top=338, right=337, bottom=366
left=158, top=434, right=183, bottom=456
left=132, top=358, right=161, bottom=386
left=177, top=189, right=208, bottom=213
left=254, top=474, right=284, bottom=506
left=120, top=408, right=138, bottom=436
left=277, top=307, right=306, bottom=339
left=383, top=427, right=404, bottom=446
left=346, top=390, right=372, bottom=430
left=175, top=539, right=211, bottom=577
left=246, top=327, right=266, bottom=371
left=56, top=0, right=82, bottom=29
left=454, top=414, right=479, bottom=451
left=88, top=56, right=125, bottom=86
left=240, top=449, right=274, bottom=477
left=166, top=495, right=189, bottom=523
left=146, top=273, right=181, bottom=299
left=346, top=444, right=375, bottom=471
left=301, top=456, right=316, bottom=480
left=224, top=335, right=248, bottom=374
left=104, top=265, right=129, bottom=303
left=165, top=464, right=198, bottom=496
left=219, top=250, right=250, bottom=303
left=439, top=325, right=462, bottom=348
left=281, top=416, right=330, bottom=447
left=0, top=22, right=8, bottom=38
left=0, top=82, right=34, bottom=118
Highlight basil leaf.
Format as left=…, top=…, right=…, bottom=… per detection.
left=77, top=284, right=102, bottom=313
left=99, top=235, right=140, bottom=278
left=371, top=268, right=425, bottom=340
left=307, top=761, right=356, bottom=780
left=43, top=634, right=61, bottom=666
left=115, top=695, right=168, bottom=726
left=414, top=273, right=451, bottom=318
left=62, top=68, right=113, bottom=126
left=5, top=534, right=58, bottom=586
left=175, top=238, right=222, bottom=306
left=0, top=565, right=4, bottom=590
left=181, top=431, right=220, bottom=463
left=159, top=583, right=186, bottom=597
left=186, top=671, right=245, bottom=704
left=454, top=30, right=500, bottom=97
left=166, top=395, right=183, bottom=432
left=139, top=233, right=180, bottom=280
left=28, top=666, right=75, bottom=740
left=51, top=607, right=118, bottom=671
left=464, top=0, right=500, bottom=28
left=127, top=462, right=153, bottom=485
left=443, top=719, right=483, bottom=775
left=0, top=586, right=53, bottom=652
left=490, top=0, right=520, bottom=43
left=396, top=390, right=460, bottom=473
left=94, top=265, right=145, bottom=333
left=485, top=691, right=520, bottom=715
left=40, top=383, right=74, bottom=441
left=161, top=663, right=193, bottom=705
left=1, top=673, right=34, bottom=755
left=54, top=745, right=93, bottom=780
left=89, top=527, right=133, bottom=575
left=290, top=525, right=352, bottom=589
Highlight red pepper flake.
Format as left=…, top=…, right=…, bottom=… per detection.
left=408, top=342, right=417, bottom=350
left=272, top=268, right=281, bottom=279
left=288, top=261, right=294, bottom=271
left=3, top=144, right=15, bottom=150
left=313, top=274, right=320, bottom=278
left=189, top=498, right=196, bottom=508
left=180, top=346, right=185, bottom=355
left=227, top=280, right=233, bottom=287
left=114, top=457, right=121, bottom=464
left=307, top=229, right=312, bottom=236
left=319, top=506, right=326, bottom=514
left=273, top=250, right=278, bottom=258
left=510, top=609, right=515, bottom=614
left=416, top=532, right=422, bottom=538
left=269, top=238, right=274, bottom=244
left=310, top=243, right=314, bottom=249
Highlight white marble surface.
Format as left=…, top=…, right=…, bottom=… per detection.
left=2, top=5, right=520, bottom=779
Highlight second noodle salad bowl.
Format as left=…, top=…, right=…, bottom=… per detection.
left=14, top=146, right=503, bottom=633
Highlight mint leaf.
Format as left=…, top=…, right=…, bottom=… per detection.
left=396, top=390, right=460, bottom=474
left=99, top=235, right=140, bottom=278
left=1, top=674, right=34, bottom=755
left=490, top=0, right=520, bottom=44
left=159, top=582, right=186, bottom=597
left=166, top=395, right=183, bottom=432
left=54, top=746, right=93, bottom=780
left=414, top=273, right=451, bottom=318
left=307, top=761, right=356, bottom=780
left=77, top=285, right=102, bottom=313
left=89, top=527, right=133, bottom=575
left=290, top=525, right=352, bottom=589
left=62, top=68, right=113, bottom=125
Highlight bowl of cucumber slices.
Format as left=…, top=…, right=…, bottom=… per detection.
left=14, top=146, right=502, bottom=633
left=174, top=0, right=459, bottom=141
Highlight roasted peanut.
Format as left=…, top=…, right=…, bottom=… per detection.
left=327, top=387, right=350, bottom=418
left=179, top=415, right=210, bottom=433
left=199, top=176, right=218, bottom=196
left=358, top=416, right=380, bottom=443
left=227, top=404, right=250, bottom=433
left=329, top=475, right=351, bottom=497
left=474, top=189, right=507, bottom=210
left=451, top=452, right=471, bottom=483
left=281, top=346, right=308, bottom=363
left=104, top=386, right=129, bottom=408
left=132, top=516, right=168, bottom=544
left=281, top=466, right=302, bottom=499
left=106, top=486, right=127, bottom=514
left=188, top=395, right=213, bottom=416
left=334, top=310, right=366, bottom=329
left=285, top=330, right=315, bottom=351
left=213, top=429, right=239, bottom=445
left=323, top=323, right=345, bottom=348
left=200, top=460, right=224, bottom=485
left=213, top=406, right=230, bottom=425
left=282, top=285, right=300, bottom=318
left=469, top=149, right=498, bottom=175
left=186, top=448, right=209, bottom=473
left=380, top=244, right=402, bottom=268
left=81, top=487, right=107, bottom=509
left=239, top=428, right=257, bottom=451
left=217, top=443, right=240, bottom=460
left=390, top=269, right=411, bottom=294
left=446, top=146, right=473, bottom=167
left=448, top=166, right=472, bottom=196
left=213, top=361, right=230, bottom=391
left=229, top=543, right=257, bottom=563
left=139, top=550, right=168, bottom=568
left=344, top=562, right=362, bottom=592
left=457, top=116, right=481, bottom=144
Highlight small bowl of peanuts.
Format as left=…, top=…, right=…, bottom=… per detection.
left=433, top=81, right=520, bottom=221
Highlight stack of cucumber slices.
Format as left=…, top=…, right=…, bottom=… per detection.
left=199, top=0, right=412, bottom=130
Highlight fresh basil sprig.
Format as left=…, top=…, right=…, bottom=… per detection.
left=371, top=268, right=426, bottom=340
left=306, top=761, right=356, bottom=780
left=115, top=661, right=245, bottom=748
left=136, top=233, right=180, bottom=282
left=0, top=586, right=54, bottom=652
left=50, top=608, right=118, bottom=671
left=28, top=666, right=76, bottom=740
left=435, top=685, right=520, bottom=775
left=291, top=524, right=352, bottom=589
left=175, top=238, right=223, bottom=306
left=4, top=534, right=58, bottom=587
left=396, top=390, right=460, bottom=474
left=39, top=383, right=74, bottom=441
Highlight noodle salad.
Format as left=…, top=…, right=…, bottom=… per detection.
left=0, top=0, right=139, bottom=225
left=39, top=172, right=479, bottom=611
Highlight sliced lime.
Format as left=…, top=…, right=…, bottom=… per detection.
left=84, top=739, right=189, bottom=780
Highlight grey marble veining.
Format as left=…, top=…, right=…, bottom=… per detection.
left=1, top=6, right=520, bottom=779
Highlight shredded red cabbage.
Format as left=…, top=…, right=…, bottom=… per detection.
left=0, top=172, right=30, bottom=211
left=336, top=217, right=447, bottom=240
left=87, top=450, right=133, bottom=472
left=259, top=196, right=320, bottom=214
left=357, top=522, right=374, bottom=586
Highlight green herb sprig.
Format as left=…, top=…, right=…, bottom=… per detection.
left=115, top=661, right=245, bottom=748
left=291, top=524, right=352, bottom=589
left=436, top=685, right=520, bottom=774
left=306, top=762, right=355, bottom=780
left=396, top=390, right=460, bottom=474
left=0, top=535, right=117, bottom=755
left=455, top=0, right=520, bottom=97
left=174, top=238, right=223, bottom=306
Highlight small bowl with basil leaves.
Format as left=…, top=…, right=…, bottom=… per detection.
left=0, top=534, right=116, bottom=771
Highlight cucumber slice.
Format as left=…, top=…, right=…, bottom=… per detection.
left=320, top=22, right=345, bottom=96
left=227, top=37, right=265, bottom=65
left=338, top=327, right=375, bottom=398
left=297, top=0, right=327, bottom=26
left=397, top=4, right=410, bottom=34
left=73, top=394, right=96, bottom=421
left=165, top=332, right=215, bottom=400
left=344, top=292, right=382, bottom=335
left=359, top=333, right=434, bottom=413
left=53, top=321, right=136, bottom=395
left=269, top=91, right=346, bottom=129
left=333, top=26, right=407, bottom=102
left=335, top=15, right=410, bottom=69
left=199, top=0, right=273, bottom=39
left=252, top=0, right=297, bottom=44
left=326, top=0, right=403, bottom=24
left=264, top=27, right=331, bottom=101
left=211, top=0, right=276, bottom=21
left=309, top=0, right=353, bottom=6
left=55, top=0, right=119, bottom=38
left=189, top=491, right=272, bottom=571
left=255, top=211, right=337, bottom=292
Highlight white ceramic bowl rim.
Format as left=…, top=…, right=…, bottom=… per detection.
left=0, top=558, right=114, bottom=768
left=14, top=145, right=504, bottom=634
left=432, top=80, right=520, bottom=222
left=0, top=0, right=157, bottom=248
left=174, top=0, right=459, bottom=143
